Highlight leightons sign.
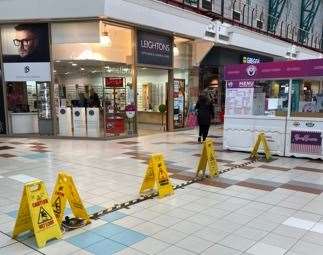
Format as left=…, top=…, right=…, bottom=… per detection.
left=137, top=30, right=172, bottom=67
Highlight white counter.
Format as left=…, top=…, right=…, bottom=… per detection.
left=223, top=115, right=287, bottom=156
left=285, top=117, right=323, bottom=160
left=10, top=112, right=39, bottom=134
left=224, top=115, right=323, bottom=159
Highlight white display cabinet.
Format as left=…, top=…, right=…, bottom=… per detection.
left=72, top=107, right=86, bottom=137
left=58, top=107, right=72, bottom=136
left=87, top=108, right=100, bottom=137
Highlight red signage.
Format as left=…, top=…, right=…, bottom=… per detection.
left=105, top=77, right=124, bottom=87
left=106, top=117, right=125, bottom=134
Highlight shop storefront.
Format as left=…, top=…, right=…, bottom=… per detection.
left=136, top=30, right=197, bottom=134
left=200, top=46, right=274, bottom=123
left=223, top=58, right=323, bottom=160
left=0, top=67, right=5, bottom=134
left=0, top=20, right=198, bottom=139
left=1, top=23, right=52, bottom=135
left=52, top=21, right=134, bottom=138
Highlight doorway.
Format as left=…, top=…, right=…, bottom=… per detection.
left=0, top=72, right=6, bottom=134
left=136, top=68, right=169, bottom=136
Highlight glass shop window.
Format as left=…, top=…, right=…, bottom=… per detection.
left=291, top=80, right=323, bottom=118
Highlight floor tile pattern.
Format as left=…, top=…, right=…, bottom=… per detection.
left=0, top=126, right=323, bottom=254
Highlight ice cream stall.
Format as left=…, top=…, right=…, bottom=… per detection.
left=223, top=58, right=323, bottom=160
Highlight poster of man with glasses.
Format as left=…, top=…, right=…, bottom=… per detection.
left=1, top=23, right=50, bottom=81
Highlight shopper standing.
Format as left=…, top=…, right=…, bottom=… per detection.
left=195, top=93, right=214, bottom=143
left=89, top=88, right=101, bottom=108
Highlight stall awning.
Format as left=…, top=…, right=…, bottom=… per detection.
left=224, top=58, right=323, bottom=81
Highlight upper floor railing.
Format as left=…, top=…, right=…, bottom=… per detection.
left=157, top=0, right=323, bottom=53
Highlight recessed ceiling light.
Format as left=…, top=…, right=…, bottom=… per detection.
left=72, top=63, right=78, bottom=66
left=80, top=68, right=85, bottom=71
left=53, top=70, right=56, bottom=73
left=55, top=60, right=61, bottom=63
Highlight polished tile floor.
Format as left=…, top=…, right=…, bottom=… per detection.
left=1, top=126, right=323, bottom=254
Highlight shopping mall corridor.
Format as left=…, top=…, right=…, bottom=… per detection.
left=1, top=127, right=323, bottom=255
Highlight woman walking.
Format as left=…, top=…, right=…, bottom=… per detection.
left=195, top=93, right=214, bottom=143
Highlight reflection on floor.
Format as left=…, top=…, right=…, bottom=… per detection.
left=137, top=123, right=165, bottom=137
left=0, top=126, right=323, bottom=255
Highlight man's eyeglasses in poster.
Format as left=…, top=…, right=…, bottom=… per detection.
left=13, top=39, right=35, bottom=47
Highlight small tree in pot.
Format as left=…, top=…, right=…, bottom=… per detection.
left=159, top=104, right=167, bottom=131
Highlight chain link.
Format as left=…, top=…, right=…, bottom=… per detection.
left=89, top=159, right=257, bottom=220
left=63, top=159, right=258, bottom=230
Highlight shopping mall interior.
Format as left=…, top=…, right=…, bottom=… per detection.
left=0, top=0, right=323, bottom=254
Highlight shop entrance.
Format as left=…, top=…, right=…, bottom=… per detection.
left=6, top=81, right=52, bottom=135
left=136, top=68, right=169, bottom=136
left=0, top=72, right=6, bottom=134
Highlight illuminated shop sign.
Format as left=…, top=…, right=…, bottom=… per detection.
left=137, top=30, right=172, bottom=67
left=241, top=55, right=261, bottom=64
left=105, top=77, right=124, bottom=88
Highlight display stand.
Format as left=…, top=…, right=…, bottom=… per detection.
left=37, top=82, right=52, bottom=135
left=72, top=107, right=86, bottom=137
left=174, top=79, right=185, bottom=128
left=104, top=77, right=126, bottom=136
left=58, top=107, right=72, bottom=136
left=87, top=108, right=100, bottom=137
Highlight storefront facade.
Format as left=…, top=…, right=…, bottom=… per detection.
left=199, top=46, right=275, bottom=123
left=223, top=58, right=323, bottom=160
left=0, top=20, right=198, bottom=138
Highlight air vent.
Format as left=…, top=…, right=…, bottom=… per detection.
left=205, top=31, right=216, bottom=38
left=233, top=10, right=241, bottom=21
left=184, top=0, right=198, bottom=8
left=256, top=20, right=263, bottom=29
left=219, top=34, right=230, bottom=41
left=201, top=0, right=212, bottom=10
left=205, top=21, right=216, bottom=39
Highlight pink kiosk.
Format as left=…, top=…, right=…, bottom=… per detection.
left=223, top=58, right=323, bottom=160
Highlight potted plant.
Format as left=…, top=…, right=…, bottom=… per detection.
left=158, top=104, right=167, bottom=131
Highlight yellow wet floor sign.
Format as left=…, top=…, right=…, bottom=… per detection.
left=196, top=139, right=219, bottom=177
left=250, top=132, right=272, bottom=161
left=51, top=172, right=90, bottom=226
left=13, top=180, right=62, bottom=248
left=140, top=154, right=174, bottom=198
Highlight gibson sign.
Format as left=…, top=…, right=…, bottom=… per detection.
left=137, top=30, right=172, bottom=67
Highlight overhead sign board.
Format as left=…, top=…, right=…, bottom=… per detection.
left=137, top=30, right=173, bottom=67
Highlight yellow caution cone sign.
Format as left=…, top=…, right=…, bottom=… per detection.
left=140, top=154, right=174, bottom=198
left=196, top=139, right=219, bottom=177
left=51, top=172, right=90, bottom=226
left=13, top=180, right=62, bottom=248
left=250, top=132, right=272, bottom=161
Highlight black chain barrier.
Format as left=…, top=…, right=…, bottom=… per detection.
left=62, top=159, right=258, bottom=230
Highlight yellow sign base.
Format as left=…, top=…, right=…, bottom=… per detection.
left=51, top=172, right=90, bottom=226
left=196, top=139, right=219, bottom=177
left=13, top=180, right=62, bottom=248
left=139, top=154, right=174, bottom=198
left=250, top=132, right=272, bottom=161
